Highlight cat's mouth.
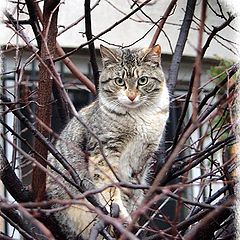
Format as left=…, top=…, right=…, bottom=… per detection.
left=125, top=102, right=142, bottom=109
left=117, top=95, right=143, bottom=109
left=120, top=99, right=142, bottom=109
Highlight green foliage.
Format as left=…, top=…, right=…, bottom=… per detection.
left=208, top=57, right=236, bottom=83
left=208, top=57, right=236, bottom=141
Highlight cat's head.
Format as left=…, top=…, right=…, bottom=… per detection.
left=99, top=45, right=169, bottom=112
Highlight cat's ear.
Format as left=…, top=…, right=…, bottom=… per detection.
left=141, top=45, right=161, bottom=66
left=100, top=45, right=120, bottom=67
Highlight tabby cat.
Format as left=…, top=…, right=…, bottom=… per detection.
left=46, top=44, right=169, bottom=239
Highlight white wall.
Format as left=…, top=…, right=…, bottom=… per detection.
left=1, top=0, right=239, bottom=60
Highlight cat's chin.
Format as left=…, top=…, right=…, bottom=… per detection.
left=122, top=102, right=142, bottom=109
left=117, top=95, right=142, bottom=109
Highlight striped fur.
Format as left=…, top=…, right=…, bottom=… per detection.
left=46, top=45, right=169, bottom=239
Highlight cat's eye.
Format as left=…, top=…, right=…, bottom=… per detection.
left=114, top=77, right=125, bottom=86
left=138, top=76, right=148, bottom=86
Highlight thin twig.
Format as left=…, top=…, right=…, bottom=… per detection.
left=191, top=0, right=207, bottom=122
left=183, top=196, right=234, bottom=240
left=33, top=3, right=97, bottom=94
left=58, top=0, right=101, bottom=36
left=54, top=0, right=152, bottom=62
left=149, top=0, right=178, bottom=48
left=172, top=16, right=237, bottom=148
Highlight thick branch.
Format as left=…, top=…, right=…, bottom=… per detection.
left=21, top=0, right=72, bottom=130
left=52, top=80, right=71, bottom=129
left=85, top=0, right=100, bottom=91
left=25, top=0, right=42, bottom=49
left=0, top=145, right=32, bottom=203
left=32, top=0, right=60, bottom=202
left=168, top=0, right=197, bottom=94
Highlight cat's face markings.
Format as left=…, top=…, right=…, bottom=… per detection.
left=118, top=87, right=141, bottom=108
left=99, top=45, right=166, bottom=110
left=113, top=74, right=150, bottom=108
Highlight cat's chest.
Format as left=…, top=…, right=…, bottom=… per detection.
left=88, top=110, right=167, bottom=184
left=133, top=111, right=164, bottom=140
left=99, top=110, right=165, bottom=150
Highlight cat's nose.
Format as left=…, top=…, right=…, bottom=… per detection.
left=128, top=94, right=136, bottom=102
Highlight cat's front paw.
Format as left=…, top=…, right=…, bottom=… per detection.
left=119, top=206, right=132, bottom=224
left=109, top=202, right=132, bottom=224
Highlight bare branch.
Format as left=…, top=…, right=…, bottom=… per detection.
left=168, top=0, right=197, bottom=94
left=33, top=3, right=97, bottom=94
left=89, top=203, right=119, bottom=240
left=85, top=0, right=100, bottom=90
left=0, top=144, right=32, bottom=203
left=183, top=196, right=234, bottom=240
left=54, top=0, right=152, bottom=62
left=32, top=0, right=60, bottom=201
left=149, top=0, right=178, bottom=48
left=172, top=20, right=238, bottom=147
left=0, top=198, right=55, bottom=240
left=25, top=0, right=42, bottom=49
left=191, top=0, right=207, bottom=122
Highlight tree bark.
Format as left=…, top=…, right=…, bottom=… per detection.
left=167, top=0, right=197, bottom=94
left=32, top=0, right=60, bottom=201
left=85, top=0, right=100, bottom=91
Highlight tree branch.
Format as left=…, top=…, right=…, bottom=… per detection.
left=1, top=95, right=107, bottom=213
left=183, top=196, right=235, bottom=240
left=0, top=145, right=32, bottom=203
left=89, top=203, right=119, bottom=240
left=85, top=0, right=100, bottom=91
left=1, top=208, right=36, bottom=240
left=32, top=0, right=61, bottom=202
left=0, top=198, right=55, bottom=240
left=32, top=3, right=97, bottom=94
left=149, top=0, right=178, bottom=48
left=54, top=0, right=152, bottom=62
left=0, top=95, right=80, bottom=187
left=25, top=0, right=42, bottom=49
left=191, top=0, right=207, bottom=122
left=167, top=0, right=197, bottom=94
left=172, top=15, right=237, bottom=147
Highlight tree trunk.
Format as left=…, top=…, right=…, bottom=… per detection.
left=32, top=0, right=60, bottom=202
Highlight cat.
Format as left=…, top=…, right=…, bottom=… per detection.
left=46, top=44, right=169, bottom=239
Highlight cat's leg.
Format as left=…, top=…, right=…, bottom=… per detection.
left=102, top=186, right=132, bottom=222
left=88, top=154, right=132, bottom=223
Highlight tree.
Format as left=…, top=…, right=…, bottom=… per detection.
left=0, top=0, right=239, bottom=239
